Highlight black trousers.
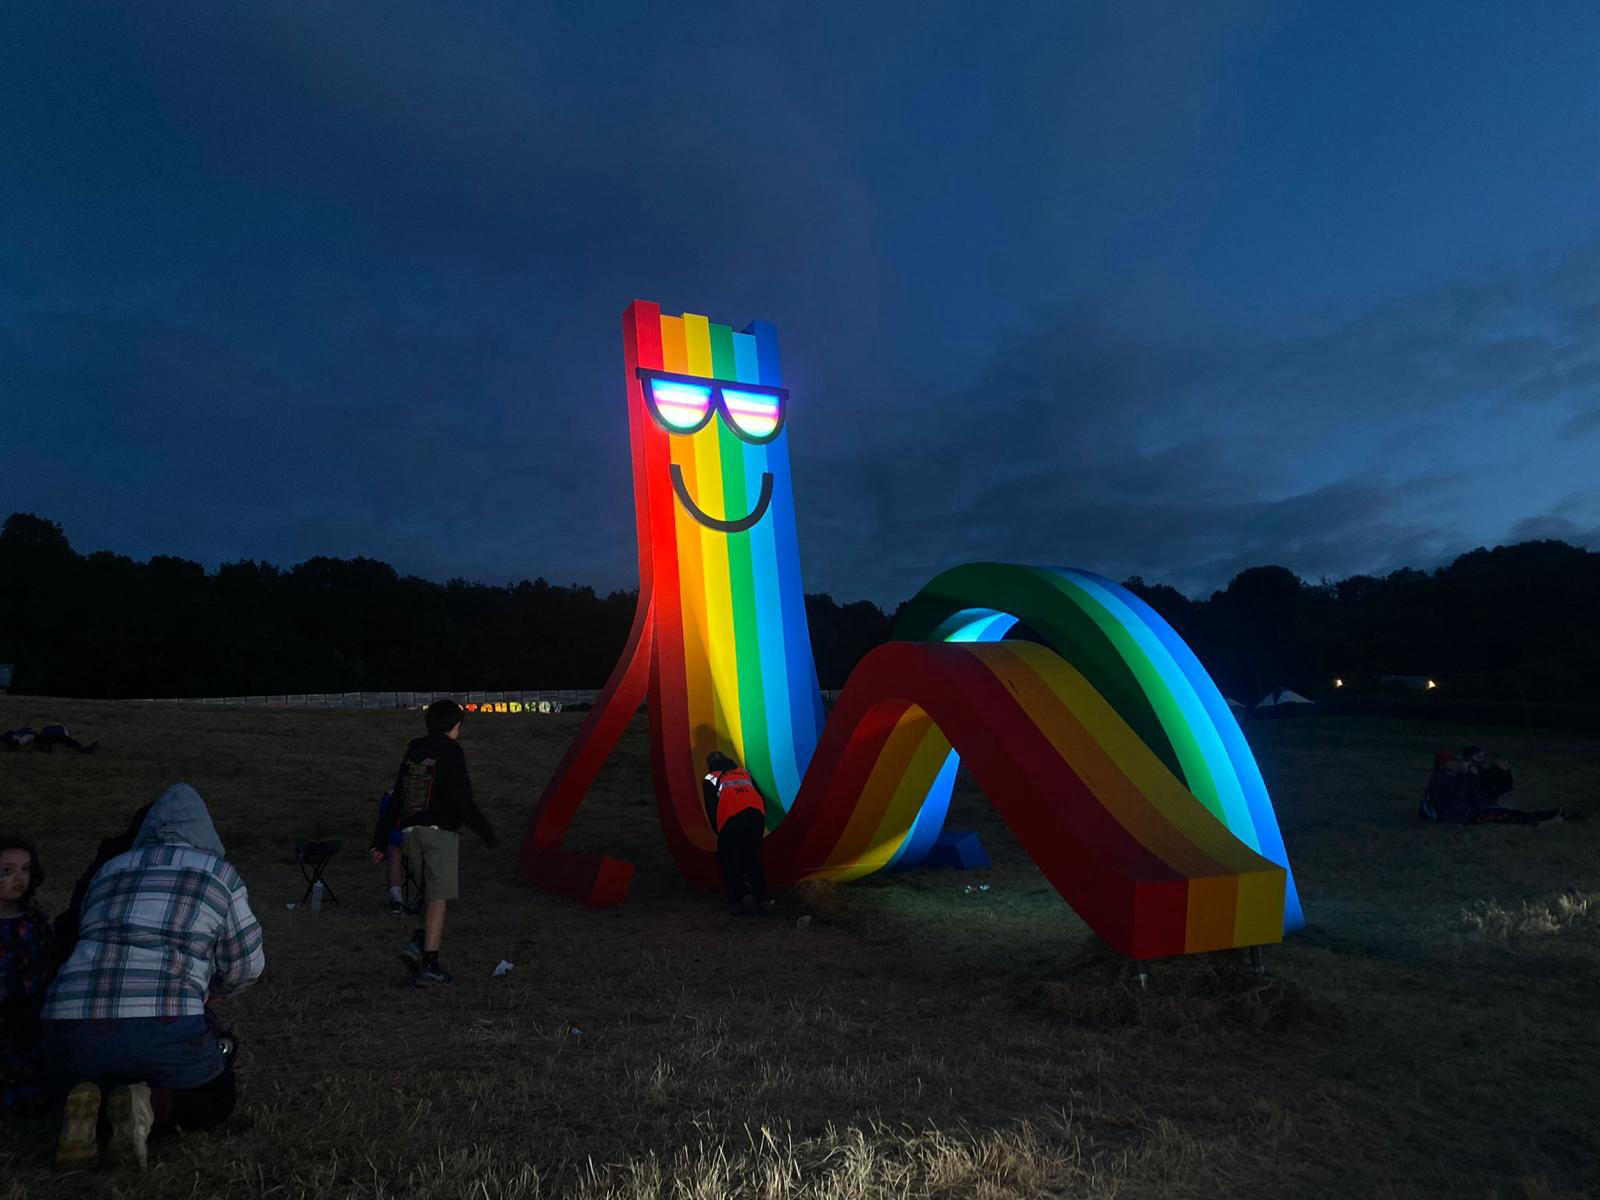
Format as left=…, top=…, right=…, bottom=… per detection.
left=153, top=1060, right=237, bottom=1132
left=717, top=809, right=768, bottom=904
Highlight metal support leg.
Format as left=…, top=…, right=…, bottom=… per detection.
left=1135, top=960, right=1150, bottom=991
left=1248, top=946, right=1265, bottom=974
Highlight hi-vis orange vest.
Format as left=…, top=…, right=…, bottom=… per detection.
left=707, top=767, right=765, bottom=831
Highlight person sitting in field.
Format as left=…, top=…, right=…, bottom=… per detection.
left=1461, top=746, right=1514, bottom=803
left=703, top=751, right=771, bottom=915
left=1421, top=750, right=1561, bottom=826
left=41, top=784, right=264, bottom=1172
left=1, top=837, right=55, bottom=1110
left=373, top=791, right=411, bottom=915
left=53, top=803, right=153, bottom=963
left=1420, top=751, right=1479, bottom=822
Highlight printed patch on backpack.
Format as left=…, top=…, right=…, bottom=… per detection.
left=396, top=759, right=437, bottom=822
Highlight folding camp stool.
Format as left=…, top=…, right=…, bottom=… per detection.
left=294, top=839, right=341, bottom=906
left=400, top=845, right=426, bottom=915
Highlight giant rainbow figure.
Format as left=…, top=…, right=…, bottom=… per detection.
left=519, top=301, right=1304, bottom=959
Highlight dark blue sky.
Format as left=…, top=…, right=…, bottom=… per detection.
left=4, top=2, right=1597, bottom=603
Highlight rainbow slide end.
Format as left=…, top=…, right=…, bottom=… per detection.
left=767, top=639, right=1286, bottom=959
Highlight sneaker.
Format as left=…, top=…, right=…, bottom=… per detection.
left=400, top=936, right=424, bottom=972
left=54, top=1081, right=101, bottom=1172
left=414, top=960, right=454, bottom=986
left=105, top=1082, right=153, bottom=1171
left=388, top=899, right=405, bottom=915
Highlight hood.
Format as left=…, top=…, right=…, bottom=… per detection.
left=132, top=783, right=226, bottom=857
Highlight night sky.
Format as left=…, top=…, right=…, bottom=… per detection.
left=4, top=3, right=1597, bottom=605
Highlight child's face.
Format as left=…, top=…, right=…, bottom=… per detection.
left=0, top=848, right=32, bottom=904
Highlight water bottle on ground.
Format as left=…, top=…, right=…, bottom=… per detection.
left=311, top=881, right=325, bottom=911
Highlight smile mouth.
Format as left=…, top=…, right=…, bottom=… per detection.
left=670, top=464, right=774, bottom=533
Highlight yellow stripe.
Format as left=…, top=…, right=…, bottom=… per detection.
left=1233, top=869, right=1286, bottom=948
left=669, top=438, right=719, bottom=770
left=682, top=313, right=713, bottom=377
left=817, top=708, right=938, bottom=880
left=689, top=425, right=742, bottom=755
left=996, top=644, right=1269, bottom=876
left=983, top=643, right=1283, bottom=949
left=862, top=718, right=957, bottom=869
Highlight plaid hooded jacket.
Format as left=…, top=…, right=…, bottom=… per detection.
left=42, top=784, right=264, bottom=1020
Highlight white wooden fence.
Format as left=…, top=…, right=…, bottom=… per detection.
left=139, top=689, right=599, bottom=712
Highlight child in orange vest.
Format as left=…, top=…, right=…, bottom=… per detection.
left=702, top=752, right=770, bottom=914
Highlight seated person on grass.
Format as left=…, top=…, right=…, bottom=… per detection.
left=373, top=791, right=410, bottom=914
left=1, top=837, right=55, bottom=1111
left=41, top=784, right=264, bottom=1173
left=54, top=803, right=153, bottom=962
left=1421, top=750, right=1560, bottom=826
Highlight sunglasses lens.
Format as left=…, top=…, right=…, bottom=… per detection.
left=648, top=378, right=714, bottom=431
left=720, top=387, right=782, bottom=440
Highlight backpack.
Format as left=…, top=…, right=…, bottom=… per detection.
left=394, top=758, right=438, bottom=824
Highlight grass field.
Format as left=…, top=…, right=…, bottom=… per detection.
left=2, top=697, right=1597, bottom=1198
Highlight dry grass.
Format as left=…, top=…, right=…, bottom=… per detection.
left=1, top=699, right=1598, bottom=1198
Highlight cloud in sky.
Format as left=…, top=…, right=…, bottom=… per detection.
left=801, top=238, right=1600, bottom=600
left=2, top=2, right=1596, bottom=603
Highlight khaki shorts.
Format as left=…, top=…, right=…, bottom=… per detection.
left=402, top=826, right=460, bottom=901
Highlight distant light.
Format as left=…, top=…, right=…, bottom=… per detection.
left=1333, top=678, right=1343, bottom=688
left=1426, top=679, right=1437, bottom=690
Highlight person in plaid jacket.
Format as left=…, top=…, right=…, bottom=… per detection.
left=41, top=783, right=264, bottom=1171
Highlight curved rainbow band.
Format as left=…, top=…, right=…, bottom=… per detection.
left=766, top=563, right=1302, bottom=944
left=763, top=639, right=1286, bottom=958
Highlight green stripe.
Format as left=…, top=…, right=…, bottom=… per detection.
left=894, top=563, right=1183, bottom=781
left=1050, top=575, right=1228, bottom=823
left=717, top=425, right=777, bottom=815
left=709, top=323, right=737, bottom=380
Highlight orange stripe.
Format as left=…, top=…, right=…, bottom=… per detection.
left=979, top=645, right=1236, bottom=880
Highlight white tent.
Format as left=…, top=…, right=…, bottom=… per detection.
left=1255, top=688, right=1317, bottom=712
left=1225, top=697, right=1248, bottom=716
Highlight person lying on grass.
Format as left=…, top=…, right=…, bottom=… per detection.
left=41, top=783, right=264, bottom=1172
left=371, top=699, right=497, bottom=987
left=0, top=836, right=54, bottom=1111
left=1420, top=751, right=1562, bottom=826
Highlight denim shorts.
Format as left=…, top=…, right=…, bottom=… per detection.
left=44, top=1015, right=224, bottom=1092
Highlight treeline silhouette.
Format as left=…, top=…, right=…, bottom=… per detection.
left=3, top=513, right=1597, bottom=729
left=0, top=514, right=889, bottom=699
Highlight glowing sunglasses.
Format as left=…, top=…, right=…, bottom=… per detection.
left=637, top=368, right=787, bottom=444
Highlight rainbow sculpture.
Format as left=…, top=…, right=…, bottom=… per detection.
left=519, top=301, right=1303, bottom=959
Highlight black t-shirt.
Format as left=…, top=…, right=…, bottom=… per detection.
left=371, top=734, right=495, bottom=849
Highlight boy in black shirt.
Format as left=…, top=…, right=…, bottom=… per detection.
left=371, top=700, right=496, bottom=985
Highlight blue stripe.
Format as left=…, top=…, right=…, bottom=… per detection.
left=745, top=435, right=801, bottom=808
left=1065, top=569, right=1303, bottom=932
left=745, top=320, right=824, bottom=770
